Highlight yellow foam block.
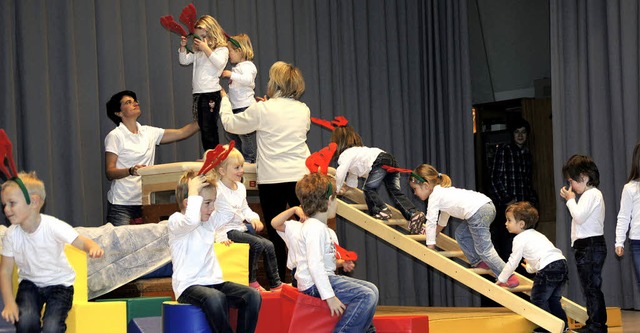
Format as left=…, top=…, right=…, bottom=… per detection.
left=215, top=243, right=249, bottom=285
left=66, top=301, right=126, bottom=333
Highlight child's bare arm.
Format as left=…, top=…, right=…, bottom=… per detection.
left=271, top=206, right=307, bottom=232
left=0, top=256, right=18, bottom=324
left=72, top=235, right=104, bottom=258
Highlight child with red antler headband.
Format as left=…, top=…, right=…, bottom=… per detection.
left=168, top=146, right=261, bottom=332
left=176, top=5, right=229, bottom=150
left=327, top=121, right=425, bottom=226
left=0, top=130, right=104, bottom=331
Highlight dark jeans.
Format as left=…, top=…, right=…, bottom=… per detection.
left=106, top=202, right=142, bottom=226
left=573, top=236, right=607, bottom=332
left=224, top=107, right=257, bottom=163
left=258, top=182, right=300, bottom=280
left=178, top=282, right=262, bottom=333
left=363, top=152, right=417, bottom=220
left=631, top=239, right=640, bottom=290
left=227, top=230, right=282, bottom=287
left=530, top=259, right=568, bottom=330
left=15, top=280, right=73, bottom=333
left=194, top=91, right=222, bottom=150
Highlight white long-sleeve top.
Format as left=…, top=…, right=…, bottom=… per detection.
left=277, top=220, right=338, bottom=270
left=497, top=229, right=566, bottom=283
left=565, top=187, right=605, bottom=246
left=424, top=185, right=492, bottom=245
left=335, top=146, right=384, bottom=190
left=214, top=181, right=260, bottom=242
left=616, top=180, right=640, bottom=247
left=228, top=61, right=257, bottom=109
left=219, top=96, right=310, bottom=184
left=179, top=47, right=229, bottom=94
left=295, top=218, right=337, bottom=300
left=168, top=196, right=226, bottom=299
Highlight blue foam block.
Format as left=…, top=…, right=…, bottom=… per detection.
left=127, top=316, right=161, bottom=333
left=163, top=302, right=211, bottom=333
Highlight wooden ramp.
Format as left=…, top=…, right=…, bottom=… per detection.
left=337, top=189, right=588, bottom=333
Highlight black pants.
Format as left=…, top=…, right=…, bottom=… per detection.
left=258, top=182, right=300, bottom=280
left=194, top=91, right=221, bottom=150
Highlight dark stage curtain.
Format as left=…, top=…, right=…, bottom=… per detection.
left=551, top=0, right=640, bottom=309
left=1, top=0, right=473, bottom=306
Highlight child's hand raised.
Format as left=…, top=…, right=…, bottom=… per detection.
left=221, top=70, right=232, bottom=79
left=293, top=206, right=307, bottom=222
left=559, top=185, right=575, bottom=201
left=193, top=37, right=211, bottom=54
left=188, top=175, right=209, bottom=196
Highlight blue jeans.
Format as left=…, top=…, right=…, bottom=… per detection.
left=363, top=152, right=417, bottom=220
left=227, top=230, right=282, bottom=287
left=15, top=280, right=73, bottom=333
left=224, top=107, right=257, bottom=163
left=573, top=236, right=607, bottom=332
left=530, top=259, right=568, bottom=330
left=177, top=281, right=262, bottom=333
left=454, top=202, right=505, bottom=276
left=302, top=275, right=378, bottom=333
left=106, top=202, right=142, bottom=226
left=193, top=91, right=221, bottom=150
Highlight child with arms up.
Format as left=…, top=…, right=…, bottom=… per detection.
left=169, top=170, right=261, bottom=332
left=179, top=15, right=229, bottom=150
left=0, top=172, right=104, bottom=332
left=560, top=155, right=607, bottom=333
left=295, top=172, right=378, bottom=332
left=409, top=164, right=519, bottom=287
left=221, top=33, right=258, bottom=163
left=496, top=202, right=568, bottom=332
left=332, top=125, right=425, bottom=226
left=214, top=145, right=283, bottom=292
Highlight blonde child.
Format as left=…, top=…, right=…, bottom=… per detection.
left=0, top=172, right=104, bottom=331
left=560, top=154, right=607, bottom=333
left=168, top=170, right=261, bottom=332
left=294, top=172, right=378, bottom=332
left=496, top=202, right=568, bottom=332
left=332, top=125, right=425, bottom=225
left=409, top=164, right=519, bottom=287
left=616, top=142, right=640, bottom=288
left=219, top=61, right=311, bottom=281
left=179, top=15, right=229, bottom=150
left=221, top=33, right=258, bottom=163
left=214, top=145, right=283, bottom=292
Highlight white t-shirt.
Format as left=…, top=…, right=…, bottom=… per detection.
left=228, top=61, right=257, bottom=109
left=335, top=146, right=384, bottom=190
left=219, top=96, right=310, bottom=184
left=179, top=47, right=229, bottom=94
left=168, top=196, right=226, bottom=299
left=104, top=122, right=165, bottom=205
left=2, top=214, right=79, bottom=287
left=295, top=218, right=337, bottom=300
left=565, top=187, right=605, bottom=246
left=277, top=220, right=338, bottom=270
left=616, top=180, right=640, bottom=247
left=213, top=181, right=260, bottom=242
left=424, top=185, right=492, bottom=245
left=497, top=229, right=566, bottom=283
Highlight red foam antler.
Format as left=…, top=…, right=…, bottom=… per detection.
left=160, top=16, right=188, bottom=36
left=382, top=165, right=413, bottom=173
left=306, top=143, right=337, bottom=175
left=197, top=141, right=236, bottom=176
left=311, top=116, right=349, bottom=131
left=179, top=3, right=197, bottom=34
left=0, top=129, right=18, bottom=179
left=335, top=243, right=358, bottom=261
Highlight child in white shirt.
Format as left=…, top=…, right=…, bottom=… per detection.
left=168, top=170, right=261, bottom=332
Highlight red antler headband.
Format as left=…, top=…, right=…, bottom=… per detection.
left=310, top=116, right=349, bottom=131
left=197, top=141, right=236, bottom=176
left=382, top=165, right=427, bottom=184
left=160, top=4, right=200, bottom=54
left=0, top=129, right=30, bottom=204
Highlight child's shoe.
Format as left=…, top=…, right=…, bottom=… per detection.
left=408, top=212, right=426, bottom=234
left=506, top=274, right=520, bottom=288
left=249, top=281, right=267, bottom=292
left=475, top=261, right=490, bottom=270
left=270, top=283, right=285, bottom=292
left=373, top=207, right=392, bottom=220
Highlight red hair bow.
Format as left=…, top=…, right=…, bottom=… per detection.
left=311, top=116, right=349, bottom=131
left=197, top=141, right=235, bottom=176
left=305, top=142, right=337, bottom=175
